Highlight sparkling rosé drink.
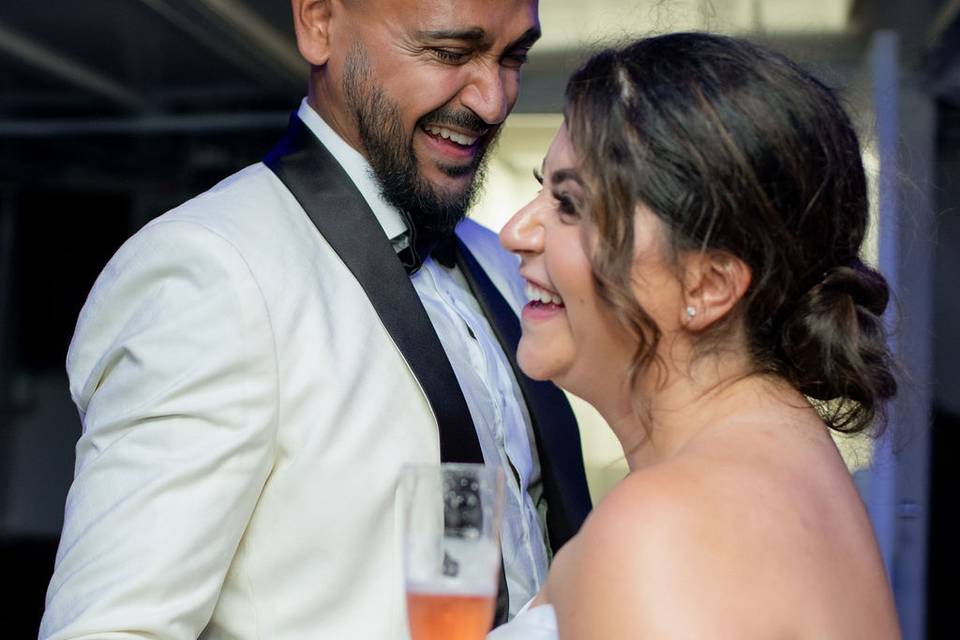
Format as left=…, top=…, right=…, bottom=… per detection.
left=405, top=583, right=496, bottom=640
left=399, top=464, right=504, bottom=640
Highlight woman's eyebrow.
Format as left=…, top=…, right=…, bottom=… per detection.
left=551, top=168, right=583, bottom=186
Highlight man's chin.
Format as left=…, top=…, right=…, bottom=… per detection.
left=420, top=165, right=476, bottom=200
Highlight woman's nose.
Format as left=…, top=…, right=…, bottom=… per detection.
left=500, top=197, right=544, bottom=255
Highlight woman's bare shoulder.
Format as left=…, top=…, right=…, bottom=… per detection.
left=545, top=443, right=838, bottom=638
left=546, top=464, right=729, bottom=634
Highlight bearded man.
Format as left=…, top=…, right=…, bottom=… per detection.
left=40, top=1, right=590, bottom=638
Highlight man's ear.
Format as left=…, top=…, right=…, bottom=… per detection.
left=291, top=0, right=333, bottom=66
left=680, top=250, right=751, bottom=331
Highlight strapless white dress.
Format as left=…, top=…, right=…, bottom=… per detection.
left=486, top=600, right=558, bottom=640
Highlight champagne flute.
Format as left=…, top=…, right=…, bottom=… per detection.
left=399, top=463, right=504, bottom=640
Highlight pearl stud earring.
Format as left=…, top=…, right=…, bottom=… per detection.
left=685, top=306, right=697, bottom=318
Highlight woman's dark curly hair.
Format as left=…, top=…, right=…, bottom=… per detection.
left=565, top=32, right=896, bottom=434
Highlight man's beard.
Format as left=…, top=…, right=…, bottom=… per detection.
left=343, top=44, right=499, bottom=237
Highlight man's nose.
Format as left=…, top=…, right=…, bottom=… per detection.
left=461, top=62, right=511, bottom=125
left=500, top=198, right=544, bottom=255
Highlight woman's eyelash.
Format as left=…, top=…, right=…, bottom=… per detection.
left=553, top=192, right=578, bottom=216
left=534, top=169, right=578, bottom=217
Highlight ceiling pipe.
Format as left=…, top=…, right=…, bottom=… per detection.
left=187, top=0, right=308, bottom=86
left=0, top=111, right=291, bottom=137
left=137, top=0, right=293, bottom=89
left=0, top=20, right=148, bottom=112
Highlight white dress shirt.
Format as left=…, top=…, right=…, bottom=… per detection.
left=297, top=99, right=549, bottom=615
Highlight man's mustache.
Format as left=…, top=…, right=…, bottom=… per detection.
left=419, top=106, right=490, bottom=136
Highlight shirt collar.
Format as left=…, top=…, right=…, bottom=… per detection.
left=296, top=98, right=409, bottom=245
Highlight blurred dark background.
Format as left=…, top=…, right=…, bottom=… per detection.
left=1, top=1, right=958, bottom=637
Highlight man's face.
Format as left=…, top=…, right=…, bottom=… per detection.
left=317, top=0, right=540, bottom=235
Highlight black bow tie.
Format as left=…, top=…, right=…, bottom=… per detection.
left=399, top=230, right=458, bottom=274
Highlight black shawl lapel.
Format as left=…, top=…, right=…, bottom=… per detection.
left=263, top=114, right=484, bottom=465
left=455, top=239, right=593, bottom=552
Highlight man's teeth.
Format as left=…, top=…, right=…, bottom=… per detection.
left=525, top=282, right=564, bottom=306
left=423, top=124, right=478, bottom=146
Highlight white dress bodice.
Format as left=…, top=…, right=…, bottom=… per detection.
left=487, top=601, right=558, bottom=640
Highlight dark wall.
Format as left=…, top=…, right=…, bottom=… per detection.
left=927, top=100, right=960, bottom=639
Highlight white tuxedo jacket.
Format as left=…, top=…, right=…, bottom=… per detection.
left=41, top=116, right=591, bottom=639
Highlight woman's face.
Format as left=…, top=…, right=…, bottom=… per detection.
left=500, top=124, right=684, bottom=404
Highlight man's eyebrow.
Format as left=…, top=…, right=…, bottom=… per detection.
left=506, top=27, right=541, bottom=50
left=416, top=28, right=486, bottom=43
left=415, top=26, right=541, bottom=49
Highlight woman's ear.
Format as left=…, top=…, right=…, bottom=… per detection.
left=291, top=0, right=333, bottom=66
left=679, top=250, right=751, bottom=331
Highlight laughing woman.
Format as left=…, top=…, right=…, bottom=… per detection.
left=489, top=33, right=901, bottom=639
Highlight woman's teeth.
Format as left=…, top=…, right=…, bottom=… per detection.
left=423, top=124, right=478, bottom=146
left=525, top=281, right=564, bottom=306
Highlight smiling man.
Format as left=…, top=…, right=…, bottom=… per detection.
left=40, top=1, right=590, bottom=639
left=301, top=0, right=540, bottom=249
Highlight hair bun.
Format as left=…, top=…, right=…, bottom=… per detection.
left=778, top=258, right=896, bottom=432
left=819, top=259, right=889, bottom=316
